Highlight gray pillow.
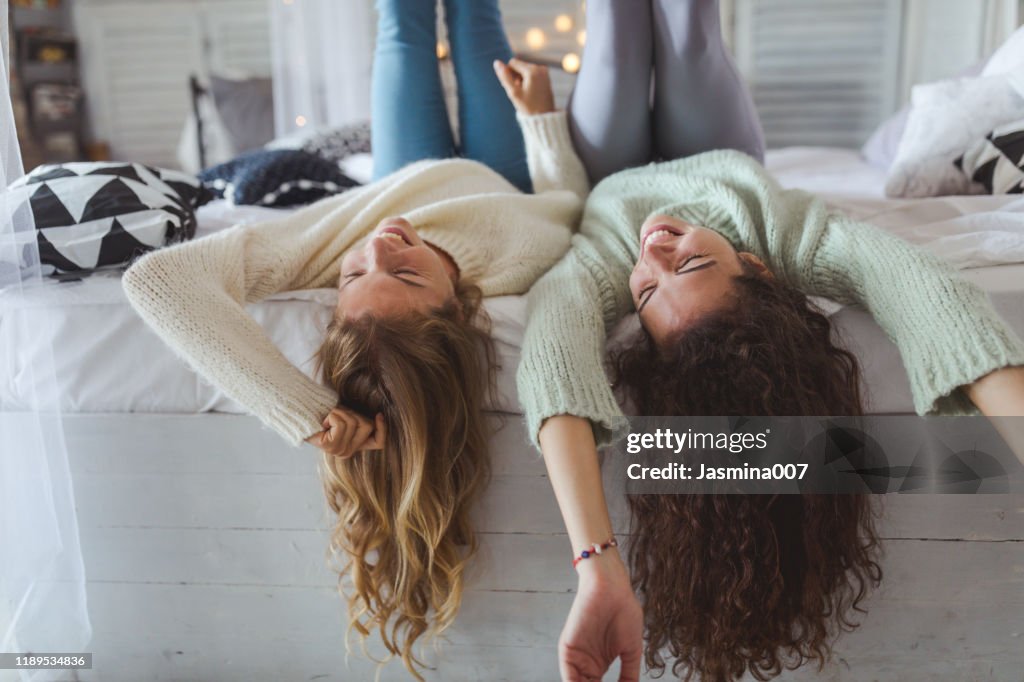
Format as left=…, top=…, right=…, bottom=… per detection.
left=209, top=75, right=275, bottom=155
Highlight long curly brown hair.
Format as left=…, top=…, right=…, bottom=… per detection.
left=313, top=281, right=498, bottom=681
left=611, top=268, right=884, bottom=681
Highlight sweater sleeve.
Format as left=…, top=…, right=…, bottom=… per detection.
left=516, top=110, right=590, bottom=200
left=121, top=224, right=339, bottom=448
left=800, top=211, right=1024, bottom=415
left=516, top=231, right=636, bottom=450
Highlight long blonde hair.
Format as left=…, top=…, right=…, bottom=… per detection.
left=313, top=282, right=497, bottom=680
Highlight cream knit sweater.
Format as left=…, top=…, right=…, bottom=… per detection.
left=122, top=112, right=588, bottom=448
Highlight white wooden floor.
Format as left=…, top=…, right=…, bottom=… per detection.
left=51, top=413, right=1024, bottom=681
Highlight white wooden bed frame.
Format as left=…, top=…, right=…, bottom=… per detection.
left=33, top=410, right=1021, bottom=681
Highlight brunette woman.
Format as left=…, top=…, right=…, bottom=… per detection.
left=504, top=0, right=1024, bottom=680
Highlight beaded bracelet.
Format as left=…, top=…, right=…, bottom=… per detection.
left=572, top=536, right=619, bottom=570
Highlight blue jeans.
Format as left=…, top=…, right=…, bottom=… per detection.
left=370, top=0, right=532, bottom=193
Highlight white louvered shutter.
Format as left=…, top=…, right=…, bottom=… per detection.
left=732, top=0, right=903, bottom=148
left=75, top=0, right=271, bottom=169
left=75, top=3, right=206, bottom=167
left=202, top=0, right=273, bottom=76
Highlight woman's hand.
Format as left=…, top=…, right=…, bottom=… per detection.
left=560, top=551, right=644, bottom=682
left=494, top=58, right=556, bottom=115
left=304, top=407, right=386, bottom=459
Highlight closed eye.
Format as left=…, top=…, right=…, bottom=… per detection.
left=637, top=285, right=655, bottom=313
left=637, top=253, right=714, bottom=312
left=675, top=252, right=710, bottom=273
left=341, top=271, right=365, bottom=288
left=342, top=270, right=425, bottom=289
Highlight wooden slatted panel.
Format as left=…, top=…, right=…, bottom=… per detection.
left=202, top=0, right=273, bottom=76
left=75, top=0, right=272, bottom=169
left=76, top=4, right=205, bottom=167
left=54, top=411, right=1024, bottom=682
left=74, top=548, right=1024, bottom=681
left=734, top=0, right=903, bottom=149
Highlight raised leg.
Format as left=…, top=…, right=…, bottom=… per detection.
left=443, top=0, right=532, bottom=192
left=567, top=0, right=655, bottom=185
left=370, top=0, right=455, bottom=181
left=651, top=0, right=765, bottom=163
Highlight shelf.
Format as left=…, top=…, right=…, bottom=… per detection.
left=11, top=5, right=69, bottom=31
left=20, top=61, right=78, bottom=83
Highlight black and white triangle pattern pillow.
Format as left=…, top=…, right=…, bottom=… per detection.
left=955, top=117, right=1024, bottom=194
left=6, top=162, right=212, bottom=279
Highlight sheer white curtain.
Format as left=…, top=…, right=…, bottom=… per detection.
left=268, top=0, right=376, bottom=139
left=898, top=0, right=1019, bottom=98
left=1, top=1, right=91, bottom=678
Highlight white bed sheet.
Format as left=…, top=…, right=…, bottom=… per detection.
left=768, top=147, right=1024, bottom=269
left=0, top=266, right=529, bottom=417
left=2, top=147, right=1023, bottom=419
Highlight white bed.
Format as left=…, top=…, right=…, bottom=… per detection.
left=3, top=148, right=1024, bottom=416
left=2, top=149, right=1023, bottom=681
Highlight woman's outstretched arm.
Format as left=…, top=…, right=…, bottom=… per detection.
left=122, top=210, right=344, bottom=448
left=516, top=221, right=642, bottom=682
left=802, top=211, right=1024, bottom=419
left=804, top=216, right=1024, bottom=464
left=505, top=57, right=643, bottom=675
left=495, top=59, right=590, bottom=200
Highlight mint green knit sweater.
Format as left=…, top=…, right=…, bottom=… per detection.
left=516, top=148, right=1024, bottom=448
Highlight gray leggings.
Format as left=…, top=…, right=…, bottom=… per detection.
left=568, top=0, right=765, bottom=184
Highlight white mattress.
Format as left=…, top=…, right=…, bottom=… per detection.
left=3, top=147, right=1024, bottom=417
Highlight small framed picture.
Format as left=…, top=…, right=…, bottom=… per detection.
left=23, top=33, right=77, bottom=64
left=30, top=82, right=82, bottom=123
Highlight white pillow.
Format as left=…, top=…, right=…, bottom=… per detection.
left=861, top=107, right=910, bottom=170
left=338, top=153, right=374, bottom=185
left=866, top=24, right=1024, bottom=171
left=861, top=60, right=984, bottom=170
left=884, top=72, right=1024, bottom=198
left=176, top=95, right=236, bottom=174
left=982, top=24, right=1024, bottom=76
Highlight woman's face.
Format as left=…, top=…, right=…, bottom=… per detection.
left=630, top=214, right=765, bottom=346
left=337, top=217, right=458, bottom=319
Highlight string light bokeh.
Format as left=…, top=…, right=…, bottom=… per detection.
left=514, top=1, right=585, bottom=73
left=424, top=1, right=586, bottom=76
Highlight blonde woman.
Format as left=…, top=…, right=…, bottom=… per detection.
left=123, top=0, right=586, bottom=678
